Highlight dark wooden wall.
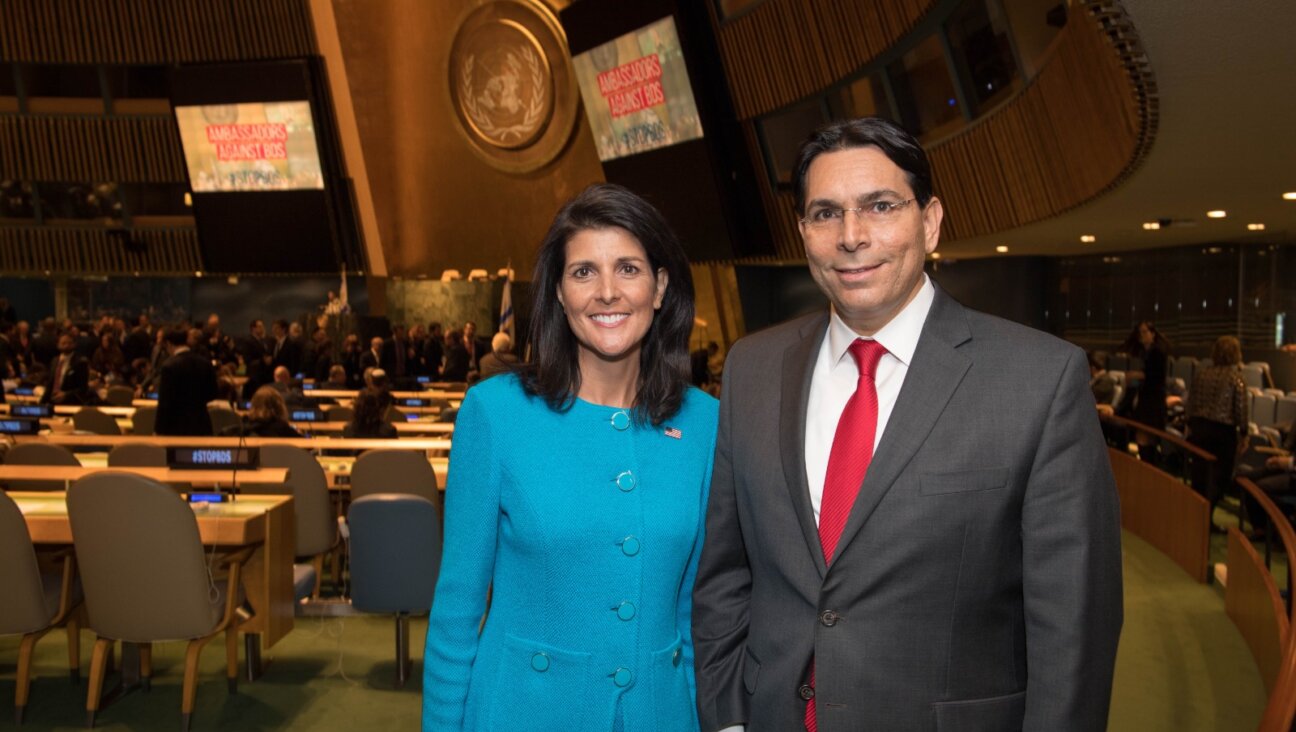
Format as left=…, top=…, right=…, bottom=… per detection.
left=710, top=0, right=1157, bottom=259
left=0, top=0, right=317, bottom=274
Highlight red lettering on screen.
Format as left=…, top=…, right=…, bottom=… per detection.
left=596, top=55, right=666, bottom=118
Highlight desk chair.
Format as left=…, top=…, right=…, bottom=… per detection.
left=248, top=445, right=339, bottom=600
left=106, top=443, right=166, bottom=467
left=325, top=406, right=354, bottom=423
left=383, top=406, right=407, bottom=424
left=3, top=442, right=81, bottom=491
left=347, top=494, right=441, bottom=686
left=72, top=409, right=121, bottom=436
left=131, top=406, right=157, bottom=436
left=68, top=473, right=254, bottom=730
left=207, top=407, right=240, bottom=435
left=350, top=450, right=439, bottom=503
left=0, top=491, right=83, bottom=725
left=104, top=386, right=135, bottom=407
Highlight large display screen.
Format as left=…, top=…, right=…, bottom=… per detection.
left=174, top=102, right=324, bottom=192
left=571, top=17, right=703, bottom=162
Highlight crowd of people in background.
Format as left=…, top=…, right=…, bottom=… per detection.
left=0, top=308, right=520, bottom=405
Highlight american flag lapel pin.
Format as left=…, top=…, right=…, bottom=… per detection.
left=664, top=426, right=682, bottom=439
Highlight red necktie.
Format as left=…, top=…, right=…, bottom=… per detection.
left=807, top=338, right=887, bottom=731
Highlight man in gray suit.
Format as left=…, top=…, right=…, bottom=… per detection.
left=692, top=118, right=1122, bottom=731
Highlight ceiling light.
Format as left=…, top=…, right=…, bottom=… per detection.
left=1207, top=210, right=1227, bottom=218
left=995, top=245, right=1009, bottom=253
left=1142, top=222, right=1161, bottom=230
left=1283, top=192, right=1296, bottom=200
left=194, top=270, right=203, bottom=277
left=1248, top=223, right=1266, bottom=231
left=1080, top=235, right=1096, bottom=243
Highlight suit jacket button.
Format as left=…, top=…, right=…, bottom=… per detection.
left=819, top=610, right=839, bottom=627
left=799, top=684, right=815, bottom=700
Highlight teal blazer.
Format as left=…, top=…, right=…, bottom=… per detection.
left=423, top=374, right=718, bottom=731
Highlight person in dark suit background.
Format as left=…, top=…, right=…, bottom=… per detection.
left=693, top=118, right=1122, bottom=732
left=239, top=319, right=272, bottom=400
left=359, top=336, right=383, bottom=375
left=41, top=333, right=79, bottom=404
left=382, top=324, right=410, bottom=378
left=441, top=329, right=470, bottom=382
left=423, top=321, right=444, bottom=378
left=155, top=327, right=218, bottom=436
left=270, top=319, right=302, bottom=376
left=461, top=320, right=491, bottom=373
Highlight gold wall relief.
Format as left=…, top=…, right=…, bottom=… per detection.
left=448, top=1, right=579, bottom=172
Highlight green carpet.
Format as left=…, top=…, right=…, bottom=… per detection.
left=1, top=614, right=427, bottom=730
left=1109, top=531, right=1267, bottom=730
left=0, top=529, right=1274, bottom=730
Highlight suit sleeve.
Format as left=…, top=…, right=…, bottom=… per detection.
left=1021, top=347, right=1123, bottom=730
left=678, top=411, right=717, bottom=704
left=692, top=356, right=753, bottom=731
left=422, top=389, right=500, bottom=731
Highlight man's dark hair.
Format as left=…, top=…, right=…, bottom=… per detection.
left=792, top=116, right=935, bottom=215
left=249, top=319, right=263, bottom=331
left=520, top=182, right=694, bottom=426
left=164, top=327, right=188, bottom=346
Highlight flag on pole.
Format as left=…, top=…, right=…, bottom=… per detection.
left=499, top=262, right=515, bottom=341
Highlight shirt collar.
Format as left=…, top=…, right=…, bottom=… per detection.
left=827, top=275, right=935, bottom=370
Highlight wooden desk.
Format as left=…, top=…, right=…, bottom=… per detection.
left=293, top=421, right=455, bottom=436
left=0, top=465, right=288, bottom=487
left=305, top=389, right=464, bottom=400
left=17, top=434, right=452, bottom=452
left=13, top=491, right=295, bottom=647
left=316, top=455, right=449, bottom=489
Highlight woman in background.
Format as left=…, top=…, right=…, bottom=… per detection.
left=1185, top=336, right=1248, bottom=529
left=343, top=387, right=397, bottom=439
left=423, top=184, right=717, bottom=731
left=224, top=385, right=300, bottom=437
left=1121, top=320, right=1171, bottom=460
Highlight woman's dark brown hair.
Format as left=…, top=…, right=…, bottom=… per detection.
left=519, top=183, right=694, bottom=426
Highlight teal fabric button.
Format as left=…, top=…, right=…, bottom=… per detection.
left=619, top=536, right=640, bottom=556
left=615, top=471, right=636, bottom=492
left=610, top=410, right=631, bottom=430
left=672, top=649, right=682, bottom=666
left=531, top=652, right=549, bottom=672
left=613, top=667, right=633, bottom=687
left=615, top=601, right=636, bottom=621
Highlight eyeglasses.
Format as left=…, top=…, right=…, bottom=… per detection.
left=799, top=198, right=917, bottom=233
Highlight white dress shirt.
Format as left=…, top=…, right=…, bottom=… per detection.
left=804, top=275, right=935, bottom=526
left=716, top=278, right=935, bottom=732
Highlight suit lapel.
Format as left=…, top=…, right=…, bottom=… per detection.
left=779, top=312, right=830, bottom=578
left=830, top=289, right=973, bottom=563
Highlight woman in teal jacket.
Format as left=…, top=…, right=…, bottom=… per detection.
left=423, top=184, right=718, bottom=731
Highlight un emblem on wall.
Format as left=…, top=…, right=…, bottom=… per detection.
left=449, top=1, right=578, bottom=172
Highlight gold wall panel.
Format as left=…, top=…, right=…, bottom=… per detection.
left=0, top=226, right=201, bottom=274
left=328, top=0, right=604, bottom=278
left=756, top=2, right=1157, bottom=255
left=713, top=0, right=938, bottom=119
left=0, top=116, right=186, bottom=182
left=0, top=0, right=315, bottom=63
